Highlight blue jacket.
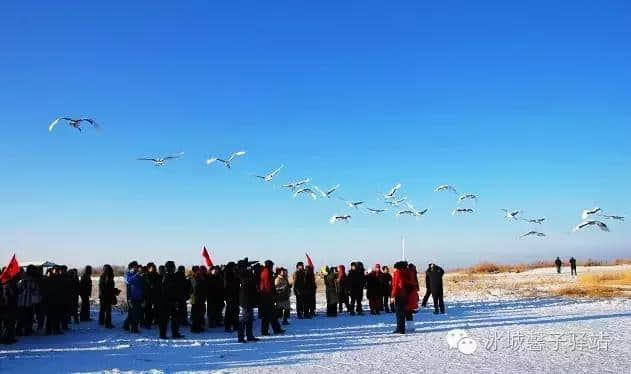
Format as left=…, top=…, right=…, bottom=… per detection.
left=125, top=271, right=144, bottom=301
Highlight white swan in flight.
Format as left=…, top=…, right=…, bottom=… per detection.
left=521, top=231, right=546, bottom=238
left=313, top=184, right=339, bottom=199
left=573, top=220, right=609, bottom=232
left=523, top=217, right=546, bottom=224
left=384, top=183, right=402, bottom=199
left=206, top=151, right=246, bottom=169
left=282, top=178, right=311, bottom=190
left=329, top=215, right=352, bottom=224
left=137, top=152, right=184, bottom=167
left=502, top=209, right=522, bottom=220
left=49, top=117, right=99, bottom=132
left=458, top=194, right=478, bottom=203
left=581, top=207, right=602, bottom=220
left=294, top=188, right=318, bottom=200
left=452, top=208, right=473, bottom=215
left=256, top=165, right=284, bottom=182
left=435, top=184, right=458, bottom=195
left=601, top=214, right=624, bottom=222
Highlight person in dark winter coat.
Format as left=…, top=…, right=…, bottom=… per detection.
left=189, top=268, right=207, bottom=333
left=366, top=264, right=383, bottom=315
left=157, top=261, right=184, bottom=339
left=337, top=265, right=349, bottom=313
left=304, top=266, right=317, bottom=318
left=68, top=269, right=80, bottom=324
left=569, top=257, right=577, bottom=276
left=555, top=257, right=562, bottom=274
left=79, top=266, right=92, bottom=321
left=381, top=266, right=393, bottom=313
left=223, top=262, right=240, bottom=332
left=421, top=264, right=432, bottom=308
left=391, top=261, right=409, bottom=334
left=427, top=263, right=445, bottom=314
left=59, top=266, right=73, bottom=330
left=259, top=260, right=284, bottom=335
left=176, top=265, right=190, bottom=326
left=348, top=262, right=366, bottom=315
left=1, top=277, right=19, bottom=344
left=45, top=266, right=64, bottom=335
left=143, top=263, right=161, bottom=328
left=207, top=266, right=224, bottom=328
left=236, top=258, right=259, bottom=343
left=98, top=264, right=117, bottom=329
left=292, top=262, right=306, bottom=319
left=17, top=265, right=41, bottom=336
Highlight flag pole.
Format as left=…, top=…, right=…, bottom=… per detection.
left=401, top=234, right=405, bottom=261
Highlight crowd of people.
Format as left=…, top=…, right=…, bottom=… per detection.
left=0, top=257, right=446, bottom=344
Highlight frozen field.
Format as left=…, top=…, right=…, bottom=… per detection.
left=1, top=295, right=630, bottom=373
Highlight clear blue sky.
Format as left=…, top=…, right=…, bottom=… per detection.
left=1, top=1, right=629, bottom=269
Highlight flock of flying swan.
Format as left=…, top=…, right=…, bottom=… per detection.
left=48, top=117, right=625, bottom=237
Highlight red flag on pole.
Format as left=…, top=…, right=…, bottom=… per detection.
left=201, top=246, right=213, bottom=267
left=0, top=254, right=20, bottom=284
left=305, top=253, right=314, bottom=268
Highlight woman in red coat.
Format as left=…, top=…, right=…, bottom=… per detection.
left=405, top=264, right=419, bottom=332
left=391, top=261, right=408, bottom=334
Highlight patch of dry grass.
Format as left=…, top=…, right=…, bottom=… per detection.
left=462, top=261, right=554, bottom=274
left=554, top=269, right=631, bottom=298
left=579, top=269, right=631, bottom=286
left=553, top=285, right=625, bottom=298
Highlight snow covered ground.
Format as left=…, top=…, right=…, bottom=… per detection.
left=1, top=295, right=630, bottom=373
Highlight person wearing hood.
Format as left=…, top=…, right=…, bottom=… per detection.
left=366, top=264, right=383, bottom=315
left=274, top=267, right=291, bottom=325
left=405, top=263, right=420, bottom=332
left=79, top=266, right=92, bottom=322
left=292, top=262, right=306, bottom=319
left=348, top=262, right=366, bottom=315
left=304, top=265, right=317, bottom=318
left=259, top=260, right=284, bottom=336
left=321, top=266, right=339, bottom=317
left=336, top=265, right=349, bottom=314
left=391, top=261, right=409, bottom=334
